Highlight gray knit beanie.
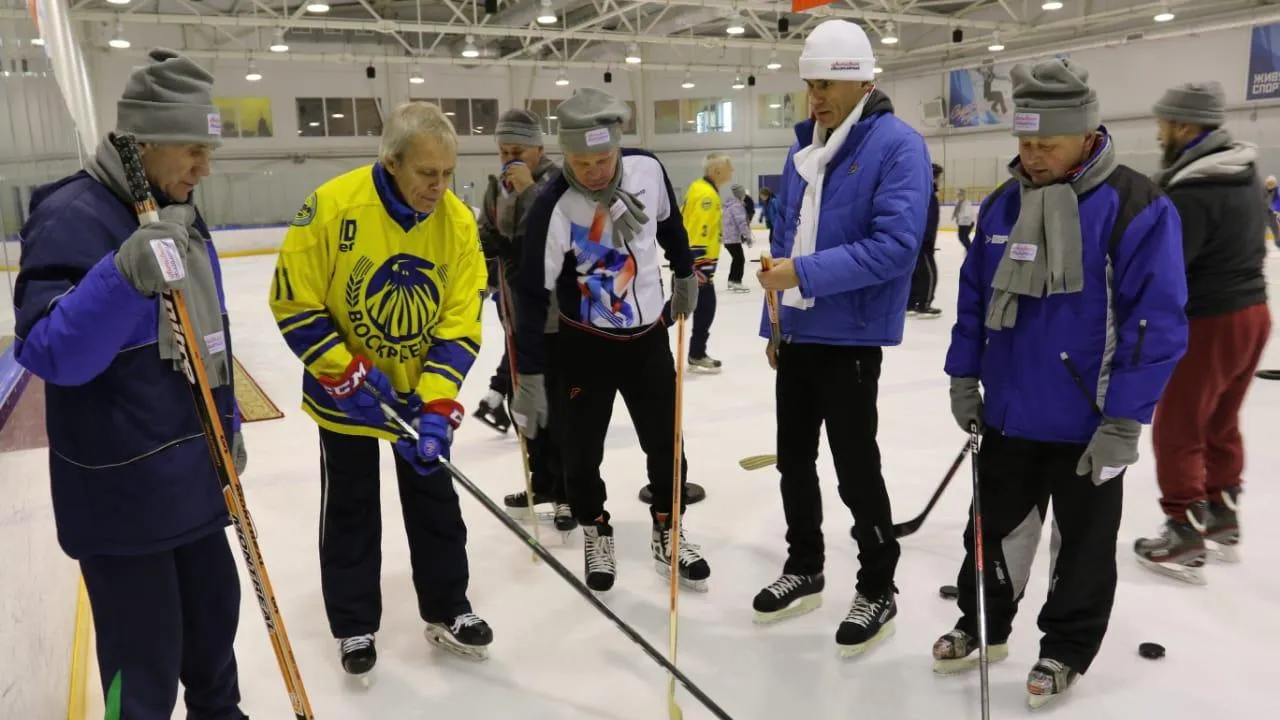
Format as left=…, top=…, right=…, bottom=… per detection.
left=556, top=88, right=630, bottom=153
left=731, top=184, right=746, bottom=200
left=1152, top=82, right=1226, bottom=127
left=117, top=48, right=222, bottom=147
left=1009, top=58, right=1100, bottom=137
left=495, top=108, right=543, bottom=146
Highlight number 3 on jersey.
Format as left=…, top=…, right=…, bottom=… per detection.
left=338, top=219, right=358, bottom=252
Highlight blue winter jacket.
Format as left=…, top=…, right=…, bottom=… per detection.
left=944, top=141, right=1189, bottom=445
left=12, top=171, right=237, bottom=559
left=761, top=90, right=932, bottom=347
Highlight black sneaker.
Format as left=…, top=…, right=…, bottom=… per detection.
left=752, top=573, right=824, bottom=624
left=835, top=591, right=897, bottom=657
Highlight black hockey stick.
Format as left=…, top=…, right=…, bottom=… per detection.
left=366, top=389, right=734, bottom=720
left=889, top=441, right=970, bottom=538
left=111, top=133, right=314, bottom=719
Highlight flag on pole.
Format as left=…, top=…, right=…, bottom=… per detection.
left=792, top=0, right=836, bottom=11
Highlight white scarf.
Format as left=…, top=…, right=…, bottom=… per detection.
left=784, top=93, right=871, bottom=310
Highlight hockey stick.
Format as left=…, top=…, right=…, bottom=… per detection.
left=739, top=442, right=968, bottom=538
left=367, top=391, right=734, bottom=720
left=496, top=261, right=540, bottom=560
left=969, top=422, right=992, bottom=720
left=111, top=133, right=314, bottom=720
left=759, top=254, right=781, bottom=365
left=667, top=314, right=687, bottom=720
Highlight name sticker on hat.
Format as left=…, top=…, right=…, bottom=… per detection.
left=1013, top=112, right=1040, bottom=133
left=207, top=112, right=222, bottom=137
left=149, top=237, right=187, bottom=283
left=584, top=127, right=612, bottom=147
left=830, top=61, right=862, bottom=72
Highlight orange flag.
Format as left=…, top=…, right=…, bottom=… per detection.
left=792, top=0, right=836, bottom=11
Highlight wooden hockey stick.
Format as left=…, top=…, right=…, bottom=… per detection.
left=111, top=134, right=314, bottom=720
left=760, top=254, right=781, bottom=365
left=667, top=314, right=688, bottom=720
left=369, top=391, right=733, bottom=720
left=496, top=261, right=540, bottom=560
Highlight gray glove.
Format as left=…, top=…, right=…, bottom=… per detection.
left=949, top=377, right=984, bottom=433
left=114, top=209, right=193, bottom=296
left=671, top=273, right=699, bottom=318
left=1075, top=418, right=1141, bottom=485
left=232, top=431, right=247, bottom=475
left=510, top=373, right=548, bottom=440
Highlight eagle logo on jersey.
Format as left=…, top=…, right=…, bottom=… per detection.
left=344, top=254, right=441, bottom=360
left=571, top=206, right=637, bottom=328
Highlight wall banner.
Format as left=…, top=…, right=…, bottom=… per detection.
left=1247, top=23, right=1280, bottom=101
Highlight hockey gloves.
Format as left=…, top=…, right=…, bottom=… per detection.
left=395, top=399, right=464, bottom=475
left=114, top=208, right=194, bottom=297
left=1076, top=417, right=1141, bottom=485
left=509, top=373, right=548, bottom=440
left=232, top=431, right=247, bottom=475
left=317, top=356, right=407, bottom=429
left=948, top=377, right=984, bottom=433
left=671, top=273, right=700, bottom=319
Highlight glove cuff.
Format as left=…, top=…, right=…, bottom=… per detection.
left=424, top=399, right=465, bottom=428
left=318, top=356, right=372, bottom=399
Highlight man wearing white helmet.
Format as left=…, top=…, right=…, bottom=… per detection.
left=753, top=19, right=933, bottom=658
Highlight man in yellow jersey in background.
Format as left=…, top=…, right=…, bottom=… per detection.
left=682, top=151, right=734, bottom=373
left=268, top=101, right=492, bottom=675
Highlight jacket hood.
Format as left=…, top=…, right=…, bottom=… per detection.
left=1168, top=141, right=1260, bottom=187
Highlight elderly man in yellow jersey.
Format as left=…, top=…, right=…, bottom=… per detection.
left=682, top=151, right=734, bottom=373
left=269, top=101, right=491, bottom=675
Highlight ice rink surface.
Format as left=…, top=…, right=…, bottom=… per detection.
left=7, top=233, right=1279, bottom=719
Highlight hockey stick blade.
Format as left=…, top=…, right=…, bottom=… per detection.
left=737, top=454, right=777, bottom=471
left=367, top=390, right=733, bottom=720
left=110, top=133, right=314, bottom=720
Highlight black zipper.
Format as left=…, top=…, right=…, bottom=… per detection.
left=1059, top=351, right=1103, bottom=416
left=855, top=358, right=862, bottom=383
left=1131, top=319, right=1147, bottom=365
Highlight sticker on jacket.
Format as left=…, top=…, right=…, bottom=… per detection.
left=1010, top=242, right=1038, bottom=262
left=1013, top=112, right=1040, bottom=133
left=149, top=238, right=187, bottom=282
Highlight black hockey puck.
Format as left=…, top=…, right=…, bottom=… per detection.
left=939, top=584, right=959, bottom=599
left=1138, top=642, right=1165, bottom=660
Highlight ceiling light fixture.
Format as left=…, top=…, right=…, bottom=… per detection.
left=624, top=43, right=642, bottom=64
left=681, top=71, right=695, bottom=89
left=461, top=36, right=480, bottom=58
left=988, top=33, right=1005, bottom=52
left=305, top=2, right=330, bottom=12
left=555, top=69, right=570, bottom=86
left=1154, top=6, right=1175, bottom=22
left=105, top=0, right=130, bottom=5
left=269, top=29, right=288, bottom=53
left=536, top=0, right=557, bottom=25
left=409, top=67, right=424, bottom=84
left=1041, top=1, right=1063, bottom=10
left=108, top=22, right=130, bottom=49
left=880, top=23, right=899, bottom=45
left=726, top=14, right=745, bottom=35
left=31, top=37, right=44, bottom=46
left=732, top=75, right=745, bottom=89
left=873, top=66, right=884, bottom=75
left=245, top=61, right=262, bottom=82
left=766, top=51, right=781, bottom=71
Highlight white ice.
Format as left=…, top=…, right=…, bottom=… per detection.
left=9, top=232, right=1280, bottom=719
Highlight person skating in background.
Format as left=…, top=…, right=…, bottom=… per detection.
left=683, top=151, right=734, bottom=373
left=953, top=187, right=977, bottom=250
left=12, top=49, right=249, bottom=719
left=270, top=101, right=494, bottom=671
left=742, top=191, right=756, bottom=226
left=1133, top=82, right=1270, bottom=584
left=723, top=184, right=753, bottom=293
left=942, top=59, right=1187, bottom=707
left=1264, top=175, right=1280, bottom=243
left=759, top=186, right=783, bottom=242
left=752, top=19, right=931, bottom=658
left=510, top=88, right=711, bottom=593
left=908, top=163, right=943, bottom=318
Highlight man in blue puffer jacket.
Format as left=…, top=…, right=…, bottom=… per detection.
left=937, top=59, right=1188, bottom=707
left=12, top=49, right=248, bottom=719
left=751, top=19, right=932, bottom=658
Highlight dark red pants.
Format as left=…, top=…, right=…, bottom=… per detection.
left=1152, top=303, right=1271, bottom=518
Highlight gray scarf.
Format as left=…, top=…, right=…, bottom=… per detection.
left=986, top=134, right=1118, bottom=330
left=562, top=157, right=648, bottom=249
left=85, top=136, right=231, bottom=388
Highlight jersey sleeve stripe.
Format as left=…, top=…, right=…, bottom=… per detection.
left=300, top=333, right=342, bottom=366
left=424, top=339, right=478, bottom=383
left=276, top=309, right=325, bottom=333
left=282, top=315, right=340, bottom=360
left=422, top=363, right=465, bottom=388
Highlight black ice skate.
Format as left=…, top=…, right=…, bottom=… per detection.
left=651, top=515, right=710, bottom=593
left=503, top=489, right=554, bottom=522
left=474, top=391, right=511, bottom=434
left=752, top=573, right=824, bottom=624
left=835, top=591, right=896, bottom=658
left=1027, top=658, right=1079, bottom=708
left=1205, top=486, right=1241, bottom=563
left=338, top=634, right=376, bottom=679
left=1134, top=503, right=1209, bottom=585
left=931, top=628, right=1009, bottom=675
left=688, top=355, right=723, bottom=374
left=582, top=520, right=617, bottom=592
left=425, top=612, right=493, bottom=661
left=554, top=503, right=578, bottom=534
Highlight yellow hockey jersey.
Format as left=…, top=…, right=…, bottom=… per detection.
left=269, top=163, right=487, bottom=441
left=683, top=177, right=722, bottom=273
